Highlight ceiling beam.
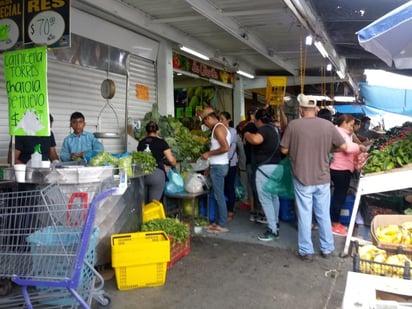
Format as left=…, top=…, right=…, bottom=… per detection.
left=186, top=0, right=299, bottom=76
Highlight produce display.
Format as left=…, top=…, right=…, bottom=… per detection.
left=363, top=121, right=412, bottom=173
left=141, top=218, right=189, bottom=243
left=134, top=103, right=210, bottom=162
left=357, top=244, right=411, bottom=278
left=375, top=222, right=412, bottom=245
left=131, top=151, right=157, bottom=175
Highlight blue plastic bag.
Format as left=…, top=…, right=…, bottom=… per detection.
left=165, top=169, right=185, bottom=194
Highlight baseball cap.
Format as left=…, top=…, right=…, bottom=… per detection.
left=297, top=94, right=317, bottom=108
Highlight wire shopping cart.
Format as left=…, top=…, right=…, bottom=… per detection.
left=0, top=183, right=118, bottom=309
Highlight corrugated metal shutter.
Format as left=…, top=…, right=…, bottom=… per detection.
left=127, top=55, right=157, bottom=121
left=0, top=55, right=128, bottom=161
left=126, top=55, right=157, bottom=151
left=0, top=53, right=156, bottom=162
left=47, top=57, right=128, bottom=155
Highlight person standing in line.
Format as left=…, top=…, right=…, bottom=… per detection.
left=330, top=114, right=367, bottom=236
left=60, top=112, right=104, bottom=162
left=219, top=111, right=238, bottom=221
left=240, top=106, right=265, bottom=223
left=280, top=94, right=347, bottom=261
left=200, top=107, right=230, bottom=233
left=243, top=106, right=282, bottom=241
left=137, top=120, right=177, bottom=204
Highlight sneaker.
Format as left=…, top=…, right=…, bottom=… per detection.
left=332, top=223, right=348, bottom=236
left=249, top=212, right=257, bottom=222
left=257, top=229, right=279, bottom=241
left=256, top=214, right=268, bottom=224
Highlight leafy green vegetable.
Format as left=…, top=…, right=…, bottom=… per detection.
left=141, top=218, right=189, bottom=243
left=131, top=151, right=157, bottom=174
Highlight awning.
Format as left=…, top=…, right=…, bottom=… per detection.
left=357, top=1, right=412, bottom=68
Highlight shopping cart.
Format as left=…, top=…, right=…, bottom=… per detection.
left=0, top=183, right=118, bottom=309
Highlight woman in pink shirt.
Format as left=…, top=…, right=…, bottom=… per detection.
left=330, top=114, right=367, bottom=236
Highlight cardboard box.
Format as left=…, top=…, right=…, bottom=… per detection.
left=370, top=215, right=412, bottom=250
left=343, top=271, right=412, bottom=309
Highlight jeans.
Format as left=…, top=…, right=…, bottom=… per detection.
left=210, top=164, right=229, bottom=227
left=224, top=165, right=237, bottom=213
left=293, top=178, right=334, bottom=255
left=255, top=164, right=280, bottom=233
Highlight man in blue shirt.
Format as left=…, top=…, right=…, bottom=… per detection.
left=60, top=112, right=104, bottom=162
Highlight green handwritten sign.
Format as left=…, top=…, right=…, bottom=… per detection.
left=4, top=46, right=49, bottom=136
left=0, top=24, right=9, bottom=41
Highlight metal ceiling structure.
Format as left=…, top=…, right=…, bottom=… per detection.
left=72, top=0, right=412, bottom=97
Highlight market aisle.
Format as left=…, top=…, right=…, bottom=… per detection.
left=102, top=208, right=353, bottom=309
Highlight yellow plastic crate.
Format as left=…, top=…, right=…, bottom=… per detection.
left=142, top=200, right=166, bottom=223
left=111, top=231, right=170, bottom=290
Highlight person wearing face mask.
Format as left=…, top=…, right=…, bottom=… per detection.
left=356, top=116, right=380, bottom=143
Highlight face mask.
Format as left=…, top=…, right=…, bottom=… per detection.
left=364, top=124, right=370, bottom=130
left=201, top=124, right=209, bottom=132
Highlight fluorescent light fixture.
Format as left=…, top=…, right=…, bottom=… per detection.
left=305, top=35, right=313, bottom=46
left=236, top=70, right=255, bottom=79
left=333, top=96, right=356, bottom=103
left=326, top=63, right=332, bottom=71
left=179, top=46, right=210, bottom=60
left=336, top=70, right=345, bottom=79
left=314, top=41, right=328, bottom=58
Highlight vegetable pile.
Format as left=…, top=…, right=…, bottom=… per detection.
left=141, top=218, right=189, bottom=243
left=363, top=122, right=412, bottom=174
left=134, top=104, right=210, bottom=162
left=131, top=151, right=157, bottom=175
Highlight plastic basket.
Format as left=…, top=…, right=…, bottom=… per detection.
left=353, top=241, right=412, bottom=280
left=167, top=223, right=191, bottom=269
left=111, top=231, right=170, bottom=290
left=27, top=226, right=99, bottom=306
left=142, top=200, right=166, bottom=223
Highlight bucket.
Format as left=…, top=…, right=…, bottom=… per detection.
left=340, top=195, right=356, bottom=226
left=199, top=194, right=215, bottom=222
left=279, top=197, right=296, bottom=222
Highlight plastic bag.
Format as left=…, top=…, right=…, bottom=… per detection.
left=165, top=169, right=185, bottom=194
left=235, top=175, right=245, bottom=201
left=185, top=173, right=210, bottom=193
left=190, top=158, right=209, bottom=172
left=263, top=157, right=294, bottom=199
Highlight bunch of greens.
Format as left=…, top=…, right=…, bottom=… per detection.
left=131, top=151, right=157, bottom=174
left=134, top=104, right=210, bottom=162
left=141, top=218, right=188, bottom=243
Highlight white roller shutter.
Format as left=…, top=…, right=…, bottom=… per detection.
left=127, top=55, right=157, bottom=120
left=0, top=54, right=157, bottom=162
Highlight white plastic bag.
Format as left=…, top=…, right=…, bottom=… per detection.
left=185, top=173, right=210, bottom=193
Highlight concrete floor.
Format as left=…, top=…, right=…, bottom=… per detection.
left=100, top=207, right=358, bottom=309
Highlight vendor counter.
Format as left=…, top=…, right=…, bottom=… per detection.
left=2, top=165, right=144, bottom=266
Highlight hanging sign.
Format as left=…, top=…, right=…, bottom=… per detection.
left=24, top=0, right=70, bottom=49
left=0, top=0, right=23, bottom=51
left=4, top=45, right=50, bottom=136
left=0, top=0, right=70, bottom=51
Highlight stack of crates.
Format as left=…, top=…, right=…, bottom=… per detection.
left=142, top=200, right=166, bottom=223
